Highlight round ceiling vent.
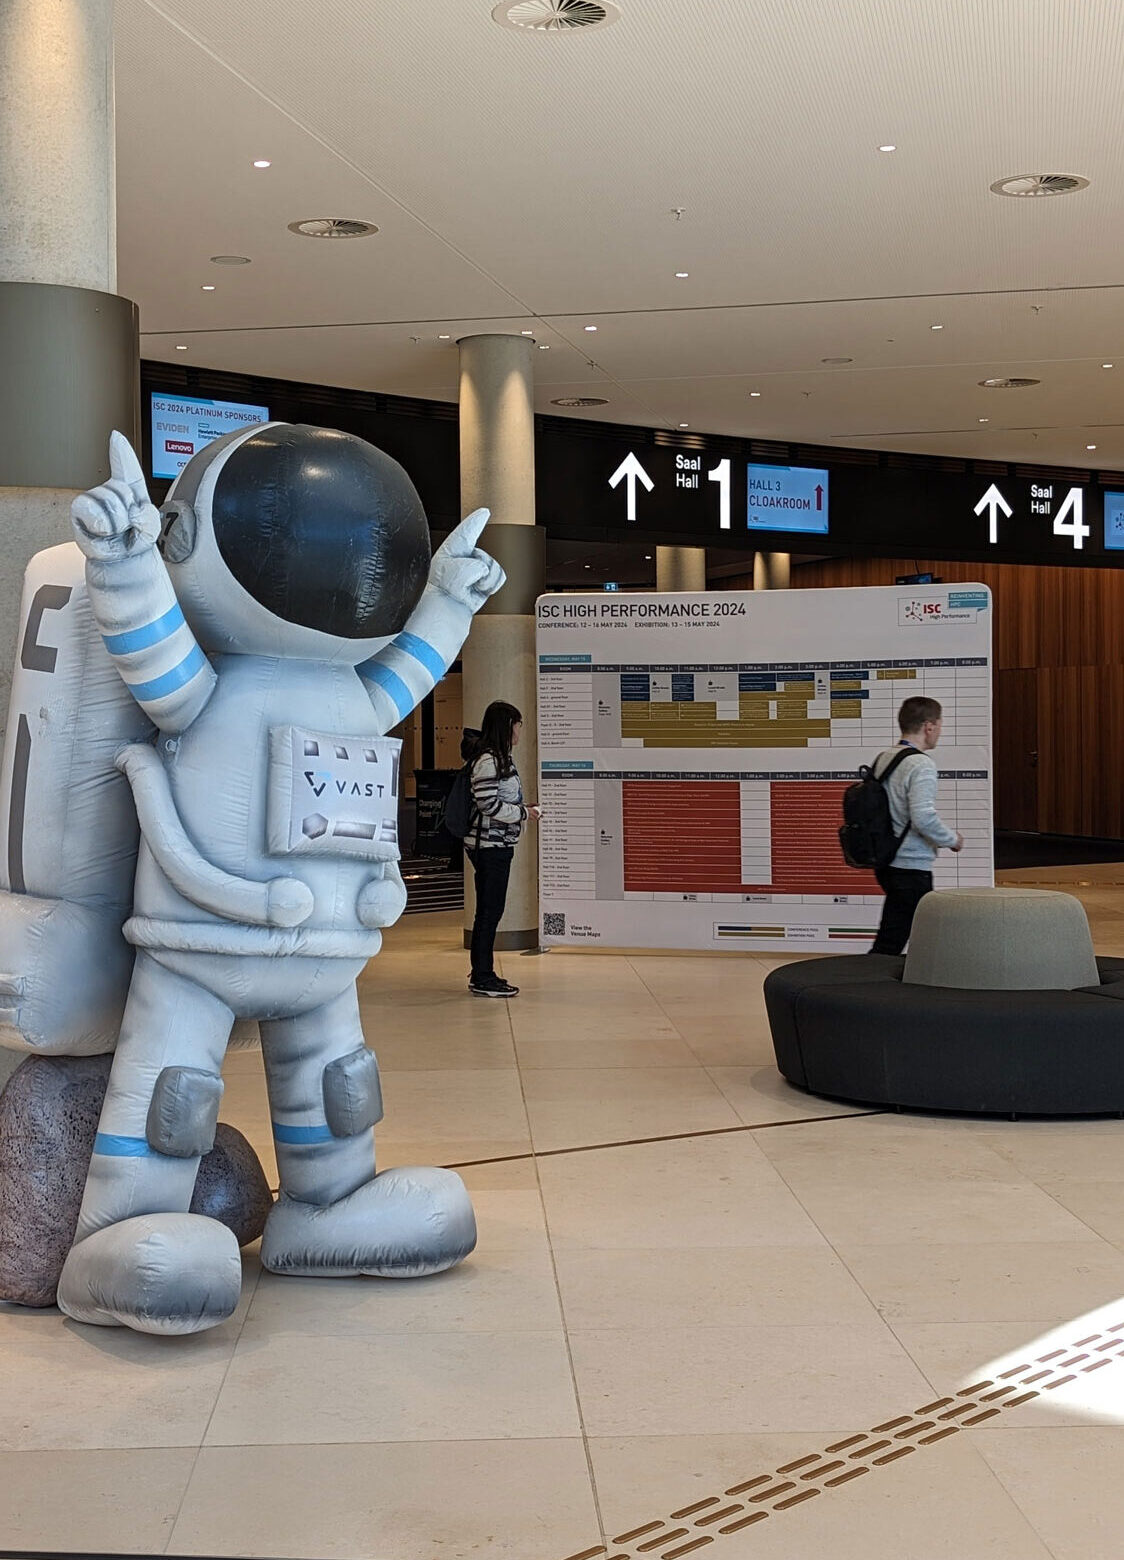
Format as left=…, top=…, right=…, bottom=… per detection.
left=978, top=377, right=1041, bottom=389
left=552, top=396, right=609, bottom=407
left=492, top=0, right=620, bottom=31
left=990, top=174, right=1089, bottom=198
left=210, top=254, right=251, bottom=265
left=287, top=219, right=379, bottom=239
left=821, top=356, right=853, bottom=365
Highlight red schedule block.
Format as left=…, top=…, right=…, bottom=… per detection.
left=770, top=781, right=877, bottom=896
left=621, top=778, right=878, bottom=898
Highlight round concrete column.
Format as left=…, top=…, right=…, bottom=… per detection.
left=753, top=551, right=791, bottom=590
left=656, top=546, right=706, bottom=591
left=0, top=0, right=139, bottom=729
left=458, top=334, right=545, bottom=952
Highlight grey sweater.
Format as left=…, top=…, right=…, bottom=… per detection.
left=467, top=751, right=526, bottom=848
left=873, top=744, right=959, bottom=869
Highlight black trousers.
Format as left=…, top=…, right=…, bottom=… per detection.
left=467, top=845, right=513, bottom=981
left=872, top=866, right=933, bottom=956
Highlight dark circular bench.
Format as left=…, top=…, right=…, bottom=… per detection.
left=764, top=954, right=1124, bottom=1116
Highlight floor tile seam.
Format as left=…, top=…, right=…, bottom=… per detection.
left=442, top=1111, right=887, bottom=1170
left=171, top=1260, right=266, bottom=1549
left=532, top=1129, right=611, bottom=1548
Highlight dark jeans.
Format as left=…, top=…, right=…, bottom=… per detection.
left=467, top=845, right=513, bottom=981
left=872, top=866, right=933, bottom=955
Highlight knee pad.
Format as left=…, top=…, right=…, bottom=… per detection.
left=146, top=1066, right=223, bottom=1157
left=323, top=1046, right=383, bottom=1138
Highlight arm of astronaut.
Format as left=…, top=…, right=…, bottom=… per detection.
left=71, top=434, right=216, bottom=734
left=356, top=508, right=505, bottom=734
left=117, top=744, right=313, bottom=928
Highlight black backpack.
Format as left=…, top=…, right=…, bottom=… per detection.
left=839, top=747, right=919, bottom=870
left=439, top=729, right=484, bottom=843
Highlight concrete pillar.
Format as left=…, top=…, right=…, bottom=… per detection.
left=656, top=546, right=706, bottom=591
left=0, top=0, right=139, bottom=729
left=753, top=551, right=791, bottom=590
left=458, top=334, right=545, bottom=952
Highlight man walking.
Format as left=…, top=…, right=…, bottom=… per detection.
left=871, top=695, right=963, bottom=955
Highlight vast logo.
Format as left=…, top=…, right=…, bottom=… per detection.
left=303, top=769, right=388, bottom=800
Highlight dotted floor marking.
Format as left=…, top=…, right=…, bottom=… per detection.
left=558, top=1314, right=1124, bottom=1560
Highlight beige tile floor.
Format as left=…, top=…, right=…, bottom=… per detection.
left=3, top=874, right=1124, bottom=1557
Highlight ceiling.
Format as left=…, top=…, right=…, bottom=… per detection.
left=116, top=0, right=1124, bottom=470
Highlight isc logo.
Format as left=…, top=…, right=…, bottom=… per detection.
left=899, top=597, right=946, bottom=625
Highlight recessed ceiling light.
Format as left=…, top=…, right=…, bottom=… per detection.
left=1087, top=444, right=1097, bottom=450
left=201, top=284, right=216, bottom=291
left=521, top=330, right=534, bottom=336
left=644, top=553, right=653, bottom=560
left=1103, top=363, right=1114, bottom=369
left=584, top=324, right=598, bottom=332
left=679, top=422, right=689, bottom=427
left=253, top=159, right=271, bottom=169
left=675, top=271, right=689, bottom=278
left=991, top=173, right=1089, bottom=198
left=978, top=417, right=989, bottom=423
left=288, top=218, right=379, bottom=239
left=584, top=562, right=591, bottom=569
left=492, top=0, right=620, bottom=31
left=175, top=344, right=188, bottom=351
left=879, top=144, right=896, bottom=152
left=749, top=390, right=762, bottom=397
left=438, top=333, right=451, bottom=339
left=210, top=254, right=251, bottom=266
left=931, top=324, right=943, bottom=331
left=538, top=343, right=551, bottom=350
left=552, top=396, right=608, bottom=407
left=979, top=377, right=1041, bottom=388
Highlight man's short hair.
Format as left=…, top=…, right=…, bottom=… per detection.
left=898, top=696, right=942, bottom=734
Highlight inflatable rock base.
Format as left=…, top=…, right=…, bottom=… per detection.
left=0, top=1054, right=272, bottom=1307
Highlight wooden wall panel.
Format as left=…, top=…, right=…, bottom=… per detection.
left=769, top=554, right=1124, bottom=839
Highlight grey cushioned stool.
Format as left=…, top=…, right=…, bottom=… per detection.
left=764, top=889, right=1124, bottom=1116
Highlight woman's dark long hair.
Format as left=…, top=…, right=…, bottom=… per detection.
left=473, top=700, right=522, bottom=777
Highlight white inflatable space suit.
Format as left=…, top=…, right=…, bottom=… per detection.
left=0, top=423, right=503, bottom=1334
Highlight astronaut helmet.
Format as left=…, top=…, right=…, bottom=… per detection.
left=156, top=423, right=432, bottom=661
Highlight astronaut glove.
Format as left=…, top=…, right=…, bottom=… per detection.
left=428, top=508, right=506, bottom=610
left=71, top=433, right=162, bottom=562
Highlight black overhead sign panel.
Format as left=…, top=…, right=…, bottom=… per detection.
left=535, top=420, right=1124, bottom=568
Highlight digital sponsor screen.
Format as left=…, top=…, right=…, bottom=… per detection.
left=1104, top=492, right=1124, bottom=550
left=150, top=392, right=269, bottom=480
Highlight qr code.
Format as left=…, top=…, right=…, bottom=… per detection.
left=542, top=912, right=566, bottom=937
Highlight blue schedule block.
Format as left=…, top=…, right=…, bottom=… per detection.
left=746, top=464, right=829, bottom=535
left=1105, top=492, right=1124, bottom=550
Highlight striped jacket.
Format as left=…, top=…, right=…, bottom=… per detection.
left=467, top=751, right=526, bottom=848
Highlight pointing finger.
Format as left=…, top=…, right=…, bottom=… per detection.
left=108, top=431, right=150, bottom=502
left=445, top=507, right=490, bottom=554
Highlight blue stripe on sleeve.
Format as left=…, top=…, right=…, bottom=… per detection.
left=102, top=602, right=186, bottom=655
left=125, top=643, right=209, bottom=703
left=93, top=1133, right=154, bottom=1157
left=392, top=631, right=446, bottom=683
left=272, top=1121, right=335, bottom=1145
left=357, top=660, right=412, bottom=722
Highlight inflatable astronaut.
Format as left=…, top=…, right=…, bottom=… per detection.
left=6, top=422, right=502, bottom=1334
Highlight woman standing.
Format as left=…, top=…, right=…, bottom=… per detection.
left=466, top=700, right=541, bottom=998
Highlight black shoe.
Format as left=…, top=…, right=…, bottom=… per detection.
left=468, top=975, right=519, bottom=998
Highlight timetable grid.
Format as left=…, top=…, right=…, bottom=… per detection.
left=537, top=587, right=993, bottom=951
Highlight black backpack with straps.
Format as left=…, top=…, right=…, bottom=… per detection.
left=839, top=747, right=919, bottom=870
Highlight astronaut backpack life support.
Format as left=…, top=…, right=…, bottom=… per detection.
left=0, top=543, right=154, bottom=1056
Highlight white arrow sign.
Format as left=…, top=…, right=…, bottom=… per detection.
left=974, top=482, right=1013, bottom=545
left=609, top=451, right=654, bottom=522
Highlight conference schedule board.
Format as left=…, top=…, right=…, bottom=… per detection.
left=536, top=585, right=993, bottom=953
